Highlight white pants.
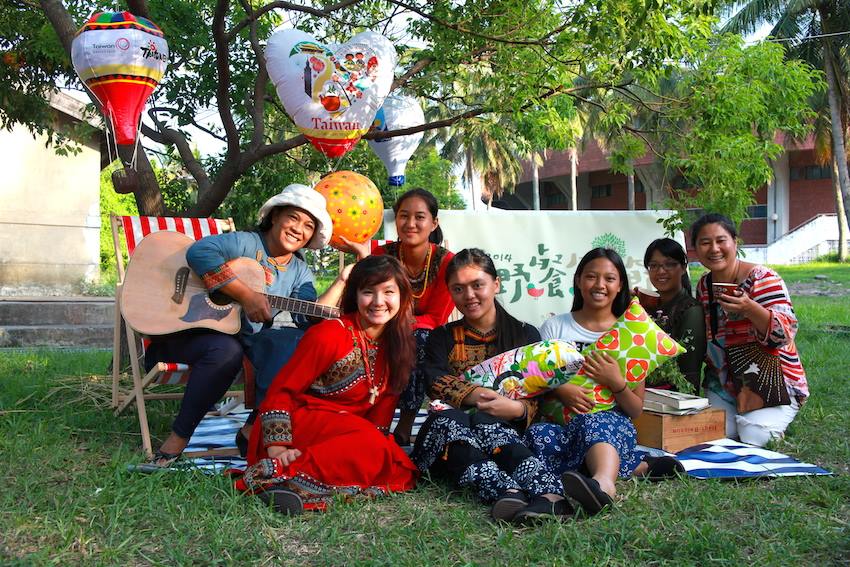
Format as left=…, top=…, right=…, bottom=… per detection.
left=707, top=390, right=800, bottom=447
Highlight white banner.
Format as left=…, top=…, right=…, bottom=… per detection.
left=383, top=209, right=685, bottom=327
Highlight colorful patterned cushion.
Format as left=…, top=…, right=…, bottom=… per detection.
left=462, top=340, right=584, bottom=399
left=541, top=297, right=685, bottom=424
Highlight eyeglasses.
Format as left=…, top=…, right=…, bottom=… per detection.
left=647, top=261, right=681, bottom=272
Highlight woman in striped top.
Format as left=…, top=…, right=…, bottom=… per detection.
left=692, top=213, right=808, bottom=447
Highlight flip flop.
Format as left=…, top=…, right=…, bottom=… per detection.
left=258, top=488, right=304, bottom=516
left=644, top=455, right=685, bottom=481
left=512, top=495, right=575, bottom=524
left=562, top=471, right=614, bottom=515
left=490, top=490, right=530, bottom=522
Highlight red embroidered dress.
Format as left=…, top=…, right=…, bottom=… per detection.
left=236, top=313, right=419, bottom=510
left=373, top=242, right=455, bottom=330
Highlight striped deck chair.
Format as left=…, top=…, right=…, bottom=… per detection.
left=110, top=214, right=253, bottom=458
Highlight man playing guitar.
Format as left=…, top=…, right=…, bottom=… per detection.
left=143, top=184, right=345, bottom=466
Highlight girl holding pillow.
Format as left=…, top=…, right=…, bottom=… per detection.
left=527, top=247, right=677, bottom=515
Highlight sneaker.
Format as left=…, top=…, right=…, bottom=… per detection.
left=258, top=488, right=304, bottom=516
left=512, top=495, right=574, bottom=524
left=490, top=490, right=530, bottom=522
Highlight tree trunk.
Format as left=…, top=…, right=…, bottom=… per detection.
left=832, top=154, right=849, bottom=261
left=627, top=172, right=635, bottom=210
left=116, top=145, right=166, bottom=215
left=466, top=147, right=476, bottom=211
left=532, top=159, right=540, bottom=210
left=820, top=17, right=850, bottom=228
left=569, top=147, right=578, bottom=211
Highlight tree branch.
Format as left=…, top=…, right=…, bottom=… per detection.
left=237, top=0, right=268, bottom=150
left=391, top=56, right=434, bottom=91
left=226, top=0, right=364, bottom=42
left=126, top=0, right=150, bottom=19
left=212, top=0, right=240, bottom=157
left=386, top=0, right=562, bottom=47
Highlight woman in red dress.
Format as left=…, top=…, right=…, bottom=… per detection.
left=235, top=255, right=419, bottom=514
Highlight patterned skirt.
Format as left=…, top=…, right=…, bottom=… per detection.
left=234, top=407, right=419, bottom=511
left=524, top=409, right=641, bottom=478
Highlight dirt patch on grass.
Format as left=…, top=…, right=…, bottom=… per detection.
left=787, top=281, right=849, bottom=297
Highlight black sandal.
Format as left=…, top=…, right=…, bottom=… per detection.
left=512, top=495, right=575, bottom=524
left=490, top=490, right=530, bottom=522
left=235, top=429, right=249, bottom=459
left=146, top=450, right=181, bottom=468
left=643, top=455, right=685, bottom=481
left=258, top=488, right=304, bottom=516
left=562, top=471, right=614, bottom=515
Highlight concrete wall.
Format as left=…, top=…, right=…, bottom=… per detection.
left=0, top=123, right=101, bottom=295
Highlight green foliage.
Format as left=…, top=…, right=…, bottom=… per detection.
left=402, top=146, right=465, bottom=211
left=99, top=161, right=138, bottom=271
left=2, top=0, right=726, bottom=216
left=659, top=35, right=822, bottom=233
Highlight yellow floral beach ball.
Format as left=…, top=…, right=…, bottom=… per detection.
left=314, top=171, right=384, bottom=250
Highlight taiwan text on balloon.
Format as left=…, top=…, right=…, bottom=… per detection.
left=266, top=28, right=397, bottom=158
left=71, top=11, right=169, bottom=147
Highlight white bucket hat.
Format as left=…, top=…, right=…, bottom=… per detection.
left=257, top=183, right=333, bottom=249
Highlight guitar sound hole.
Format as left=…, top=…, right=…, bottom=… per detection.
left=208, top=291, right=235, bottom=307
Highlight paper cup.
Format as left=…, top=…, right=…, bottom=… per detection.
left=636, top=287, right=660, bottom=310
left=712, top=282, right=741, bottom=297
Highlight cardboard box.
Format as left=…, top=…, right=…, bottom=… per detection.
left=632, top=407, right=726, bottom=453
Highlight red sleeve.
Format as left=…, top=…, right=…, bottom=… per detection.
left=257, top=319, right=347, bottom=449
left=413, top=250, right=456, bottom=330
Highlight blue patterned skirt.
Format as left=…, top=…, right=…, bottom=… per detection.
left=523, top=409, right=641, bottom=478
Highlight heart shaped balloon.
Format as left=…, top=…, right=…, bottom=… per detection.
left=266, top=28, right=397, bottom=158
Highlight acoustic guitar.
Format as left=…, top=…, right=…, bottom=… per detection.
left=120, top=231, right=339, bottom=336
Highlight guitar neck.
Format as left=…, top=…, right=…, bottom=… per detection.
left=267, top=294, right=340, bottom=320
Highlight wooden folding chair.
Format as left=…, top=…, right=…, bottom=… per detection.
left=110, top=214, right=253, bottom=458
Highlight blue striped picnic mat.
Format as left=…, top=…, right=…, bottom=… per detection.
left=180, top=408, right=430, bottom=473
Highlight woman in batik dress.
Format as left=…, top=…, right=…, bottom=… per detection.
left=411, top=248, right=571, bottom=524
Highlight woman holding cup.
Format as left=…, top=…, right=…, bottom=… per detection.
left=691, top=213, right=808, bottom=447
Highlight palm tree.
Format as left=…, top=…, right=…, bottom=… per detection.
left=423, top=104, right=523, bottom=211
left=723, top=0, right=850, bottom=241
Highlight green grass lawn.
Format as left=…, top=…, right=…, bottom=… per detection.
left=2, top=266, right=849, bottom=565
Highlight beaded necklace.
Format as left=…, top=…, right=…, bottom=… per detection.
left=399, top=243, right=433, bottom=299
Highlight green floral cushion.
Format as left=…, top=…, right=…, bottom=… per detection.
left=540, top=297, right=686, bottom=424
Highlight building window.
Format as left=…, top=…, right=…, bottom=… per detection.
left=791, top=165, right=831, bottom=180
left=634, top=178, right=645, bottom=193
left=546, top=192, right=567, bottom=206
left=747, top=205, right=768, bottom=219
left=591, top=184, right=612, bottom=198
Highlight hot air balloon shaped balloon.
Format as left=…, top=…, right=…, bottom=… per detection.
left=314, top=171, right=384, bottom=250
left=266, top=28, right=397, bottom=159
left=71, top=12, right=168, bottom=153
left=368, top=94, right=425, bottom=187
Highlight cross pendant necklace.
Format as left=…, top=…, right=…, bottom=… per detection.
left=356, top=325, right=379, bottom=405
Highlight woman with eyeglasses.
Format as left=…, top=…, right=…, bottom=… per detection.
left=642, top=238, right=706, bottom=392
